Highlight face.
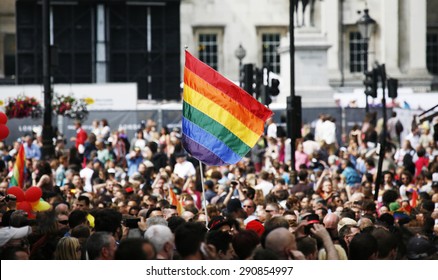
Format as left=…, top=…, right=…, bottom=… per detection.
left=322, top=181, right=333, bottom=193
left=284, top=214, right=298, bottom=229
left=379, top=206, right=389, bottom=216
left=300, top=197, right=310, bottom=209
left=219, top=243, right=235, bottom=260
left=265, top=205, right=279, bottom=217
left=103, top=236, right=117, bottom=260
left=57, top=214, right=70, bottom=230
left=75, top=200, right=87, bottom=211
left=163, top=208, right=178, bottom=220
left=72, top=175, right=83, bottom=188
left=149, top=210, right=163, bottom=218
left=243, top=200, right=255, bottom=215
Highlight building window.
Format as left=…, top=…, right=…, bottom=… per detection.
left=427, top=32, right=438, bottom=75
left=349, top=32, right=367, bottom=73
left=198, top=33, right=218, bottom=70
left=262, top=33, right=281, bottom=74
left=4, top=34, right=16, bottom=78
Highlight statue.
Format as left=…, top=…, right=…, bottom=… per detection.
left=294, top=0, right=321, bottom=27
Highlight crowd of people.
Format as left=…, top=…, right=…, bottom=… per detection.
left=0, top=112, right=437, bottom=260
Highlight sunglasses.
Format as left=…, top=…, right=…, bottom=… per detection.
left=58, top=220, right=69, bottom=225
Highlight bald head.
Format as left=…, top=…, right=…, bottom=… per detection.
left=323, top=213, right=340, bottom=230
left=265, top=228, right=296, bottom=259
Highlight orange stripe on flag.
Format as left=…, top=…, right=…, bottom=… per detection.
left=168, top=187, right=183, bottom=215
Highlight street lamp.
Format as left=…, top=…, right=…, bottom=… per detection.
left=357, top=8, right=376, bottom=112
left=234, top=44, right=246, bottom=87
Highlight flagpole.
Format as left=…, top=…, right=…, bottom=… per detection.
left=199, top=160, right=209, bottom=229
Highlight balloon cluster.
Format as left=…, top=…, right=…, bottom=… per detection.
left=7, top=186, right=51, bottom=218
left=0, top=112, right=9, bottom=140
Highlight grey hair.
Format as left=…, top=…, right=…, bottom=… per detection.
left=144, top=225, right=173, bottom=253
left=146, top=216, right=168, bottom=227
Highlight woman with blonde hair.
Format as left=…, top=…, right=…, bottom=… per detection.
left=54, top=237, right=82, bottom=260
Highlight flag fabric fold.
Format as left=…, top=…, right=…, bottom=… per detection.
left=182, top=51, right=273, bottom=166
left=168, top=187, right=183, bottom=215
left=9, top=144, right=26, bottom=188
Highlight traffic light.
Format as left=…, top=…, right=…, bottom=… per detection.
left=269, top=78, right=280, bottom=96
left=262, top=91, right=272, bottom=106
left=254, top=68, right=264, bottom=100
left=242, top=64, right=254, bottom=95
left=364, top=68, right=378, bottom=98
left=387, top=78, right=398, bottom=98
left=286, top=96, right=302, bottom=139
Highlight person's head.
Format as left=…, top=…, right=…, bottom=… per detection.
left=296, top=236, right=318, bottom=260
left=93, top=208, right=123, bottom=236
left=54, top=237, right=82, bottom=260
left=144, top=225, right=175, bottom=260
left=163, top=205, right=178, bottom=220
left=348, top=233, right=378, bottom=260
left=206, top=230, right=234, bottom=260
left=86, top=231, right=117, bottom=260
left=75, top=196, right=90, bottom=211
left=264, top=227, right=297, bottom=259
left=370, top=227, right=398, bottom=260
left=265, top=202, right=280, bottom=218
left=242, top=198, right=256, bottom=216
left=406, top=236, right=438, bottom=260
left=174, top=222, right=207, bottom=260
left=321, top=178, right=333, bottom=193
left=232, top=229, right=260, bottom=260
left=68, top=210, right=88, bottom=229
left=0, top=246, right=29, bottom=260
left=115, top=238, right=156, bottom=260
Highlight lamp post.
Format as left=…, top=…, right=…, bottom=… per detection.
left=357, top=8, right=376, bottom=113
left=234, top=44, right=246, bottom=88
left=41, top=0, right=54, bottom=158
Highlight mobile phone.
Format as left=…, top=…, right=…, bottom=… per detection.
left=124, top=218, right=140, bottom=228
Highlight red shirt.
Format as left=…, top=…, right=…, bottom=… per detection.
left=76, top=128, right=88, bottom=149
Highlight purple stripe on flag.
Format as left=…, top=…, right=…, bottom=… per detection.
left=182, top=134, right=228, bottom=166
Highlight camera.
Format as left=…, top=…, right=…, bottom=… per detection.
left=123, top=218, right=140, bottom=228
left=5, top=194, right=17, bottom=202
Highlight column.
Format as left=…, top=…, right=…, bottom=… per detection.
left=325, top=0, right=341, bottom=83
left=380, top=0, right=401, bottom=75
left=408, top=0, right=429, bottom=76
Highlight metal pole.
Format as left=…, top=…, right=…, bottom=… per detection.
left=42, top=0, right=54, bottom=158
left=374, top=64, right=387, bottom=201
left=289, top=0, right=296, bottom=171
left=239, top=59, right=242, bottom=88
left=364, top=33, right=369, bottom=113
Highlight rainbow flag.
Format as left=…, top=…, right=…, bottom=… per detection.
left=182, top=51, right=273, bottom=166
left=169, top=187, right=183, bottom=215
left=10, top=144, right=26, bottom=188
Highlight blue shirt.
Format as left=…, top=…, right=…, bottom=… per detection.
left=24, top=143, right=41, bottom=160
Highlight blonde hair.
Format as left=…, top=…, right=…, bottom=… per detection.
left=318, top=244, right=348, bottom=260
left=55, top=237, right=81, bottom=260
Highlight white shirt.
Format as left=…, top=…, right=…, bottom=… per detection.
left=173, top=160, right=196, bottom=179
left=255, top=180, right=274, bottom=197
left=267, top=123, right=277, bottom=138
left=80, top=167, right=94, bottom=193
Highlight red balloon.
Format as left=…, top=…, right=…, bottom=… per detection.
left=17, top=201, right=33, bottom=216
left=0, top=124, right=9, bottom=140
left=25, top=186, right=42, bottom=202
left=7, top=186, right=25, bottom=202
left=0, top=112, right=7, bottom=125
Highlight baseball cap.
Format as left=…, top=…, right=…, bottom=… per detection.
left=0, top=226, right=32, bottom=247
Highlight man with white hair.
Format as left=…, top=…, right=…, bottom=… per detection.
left=144, top=225, right=175, bottom=260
